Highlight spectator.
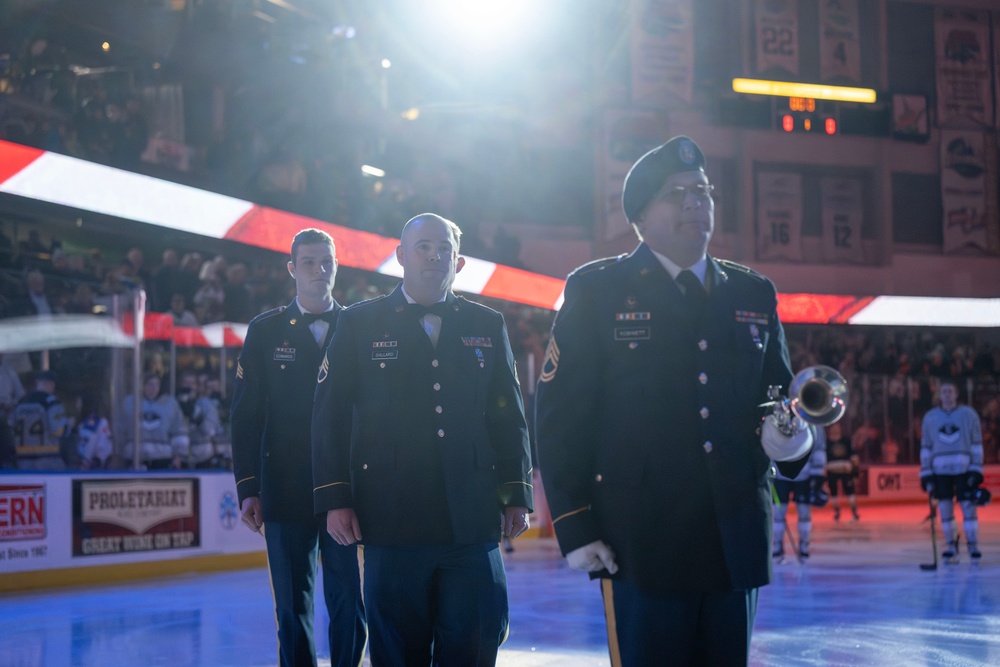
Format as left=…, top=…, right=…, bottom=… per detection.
left=75, top=394, right=114, bottom=469
left=10, top=269, right=54, bottom=316
left=222, top=262, right=253, bottom=322
left=151, top=248, right=181, bottom=312
left=115, top=373, right=189, bottom=469
left=168, top=293, right=199, bottom=327
left=176, top=371, right=224, bottom=468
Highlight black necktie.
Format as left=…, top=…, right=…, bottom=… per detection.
left=676, top=270, right=706, bottom=315
left=300, top=310, right=335, bottom=325
left=406, top=302, right=451, bottom=318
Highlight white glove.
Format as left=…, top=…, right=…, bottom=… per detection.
left=566, top=540, right=619, bottom=574
left=761, top=416, right=813, bottom=462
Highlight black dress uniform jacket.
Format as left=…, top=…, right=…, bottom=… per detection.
left=231, top=300, right=340, bottom=522
left=535, top=243, right=808, bottom=594
left=312, top=286, right=533, bottom=546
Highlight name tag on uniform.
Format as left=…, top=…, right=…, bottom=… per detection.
left=461, top=337, right=492, bottom=347
left=614, top=327, right=651, bottom=341
left=274, top=347, right=296, bottom=361
left=373, top=350, right=398, bottom=360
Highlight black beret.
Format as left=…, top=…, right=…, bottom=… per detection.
left=622, top=135, right=706, bottom=222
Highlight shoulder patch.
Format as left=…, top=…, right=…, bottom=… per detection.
left=346, top=293, right=389, bottom=310
left=249, top=305, right=286, bottom=325
left=571, top=253, right=627, bottom=278
left=716, top=259, right=767, bottom=283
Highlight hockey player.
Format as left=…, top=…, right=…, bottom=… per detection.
left=10, top=370, right=72, bottom=470
left=773, top=426, right=828, bottom=561
left=825, top=421, right=861, bottom=521
left=115, top=372, right=189, bottom=469
left=920, top=379, right=985, bottom=563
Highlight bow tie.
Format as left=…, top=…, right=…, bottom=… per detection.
left=406, top=302, right=452, bottom=318
left=300, top=310, right=335, bottom=325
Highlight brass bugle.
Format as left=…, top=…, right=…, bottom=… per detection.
left=788, top=365, right=848, bottom=426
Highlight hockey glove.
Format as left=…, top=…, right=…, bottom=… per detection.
left=920, top=474, right=934, bottom=494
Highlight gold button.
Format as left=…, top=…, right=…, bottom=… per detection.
left=700, top=407, right=709, bottom=419
left=433, top=383, right=441, bottom=391
left=437, top=429, right=445, bottom=437
left=435, top=405, right=443, bottom=414
left=362, top=463, right=368, bottom=470
left=595, top=474, right=603, bottom=482
left=699, top=373, right=708, bottom=384
left=431, top=359, right=439, bottom=367
left=698, top=339, right=708, bottom=351
left=703, top=442, right=713, bottom=453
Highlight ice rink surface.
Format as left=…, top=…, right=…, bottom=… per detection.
left=2, top=501, right=997, bottom=666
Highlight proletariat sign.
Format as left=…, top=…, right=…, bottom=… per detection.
left=0, top=471, right=264, bottom=580
left=73, top=478, right=200, bottom=557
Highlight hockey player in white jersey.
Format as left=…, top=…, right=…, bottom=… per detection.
left=920, top=379, right=985, bottom=563
left=116, top=373, right=189, bottom=469
left=773, top=426, right=828, bottom=561
left=11, top=370, right=72, bottom=470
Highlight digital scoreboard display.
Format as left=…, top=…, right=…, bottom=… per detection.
left=777, top=97, right=838, bottom=135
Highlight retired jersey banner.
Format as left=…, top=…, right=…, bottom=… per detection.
left=629, top=0, right=694, bottom=106
left=940, top=130, right=992, bottom=253
left=755, top=0, right=799, bottom=76
left=819, top=176, right=864, bottom=263
left=818, top=0, right=861, bottom=83
left=756, top=172, right=803, bottom=261
left=935, top=8, right=993, bottom=127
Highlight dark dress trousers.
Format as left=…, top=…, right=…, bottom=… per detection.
left=312, top=286, right=533, bottom=665
left=535, top=243, right=809, bottom=664
left=231, top=301, right=365, bottom=667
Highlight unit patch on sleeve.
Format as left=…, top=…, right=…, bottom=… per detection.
left=317, top=353, right=329, bottom=383
left=539, top=336, right=560, bottom=383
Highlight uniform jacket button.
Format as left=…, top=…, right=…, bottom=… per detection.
left=595, top=473, right=603, bottom=482
left=433, top=382, right=441, bottom=391
left=431, top=359, right=439, bottom=367
left=700, top=407, right=709, bottom=419
left=703, top=442, right=713, bottom=453
left=699, top=373, right=708, bottom=384
left=362, top=463, right=368, bottom=470
left=437, top=429, right=445, bottom=437
left=698, top=339, right=708, bottom=351
left=435, top=405, right=443, bottom=413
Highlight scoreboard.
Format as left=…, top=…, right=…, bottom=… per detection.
left=776, top=97, right=838, bottom=135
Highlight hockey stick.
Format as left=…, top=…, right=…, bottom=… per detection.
left=919, top=493, right=938, bottom=571
left=783, top=516, right=801, bottom=560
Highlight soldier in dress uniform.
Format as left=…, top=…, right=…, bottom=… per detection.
left=230, top=228, right=366, bottom=667
left=534, top=136, right=815, bottom=666
left=312, top=213, right=533, bottom=666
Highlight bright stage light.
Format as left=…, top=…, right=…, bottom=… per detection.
left=430, top=0, right=535, bottom=49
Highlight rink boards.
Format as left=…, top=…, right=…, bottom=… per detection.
left=0, top=471, right=265, bottom=592
left=1, top=465, right=996, bottom=593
